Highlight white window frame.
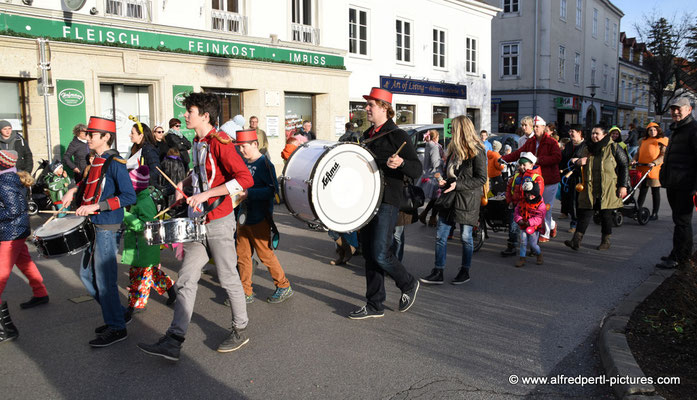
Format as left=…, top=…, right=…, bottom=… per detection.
left=501, top=41, right=520, bottom=78
left=560, top=0, right=567, bottom=20
left=348, top=6, right=369, bottom=58
left=558, top=45, right=566, bottom=81
left=604, top=18, right=609, bottom=44
left=612, top=23, right=618, bottom=49
left=432, top=27, right=447, bottom=69
left=290, top=0, right=319, bottom=45
left=395, top=18, right=413, bottom=64
left=576, top=0, right=582, bottom=29
left=502, top=0, right=519, bottom=14
left=592, top=8, right=598, bottom=38
left=291, top=0, right=312, bottom=25
left=105, top=0, right=150, bottom=21
left=591, top=58, right=596, bottom=85
left=466, top=36, right=478, bottom=74
left=574, top=52, right=581, bottom=85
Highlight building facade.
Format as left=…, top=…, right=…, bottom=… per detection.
left=484, top=0, right=623, bottom=133
left=342, top=0, right=499, bottom=133
left=617, top=32, right=652, bottom=129
left=0, top=0, right=351, bottom=171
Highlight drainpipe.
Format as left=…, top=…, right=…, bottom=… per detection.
left=533, top=0, right=538, bottom=116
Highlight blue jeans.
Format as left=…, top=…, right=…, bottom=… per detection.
left=434, top=217, right=473, bottom=270
left=541, top=184, right=558, bottom=239
left=361, top=203, right=416, bottom=311
left=519, top=230, right=541, bottom=257
left=80, top=227, right=126, bottom=330
left=507, top=207, right=519, bottom=246
left=328, top=230, right=359, bottom=249
left=391, top=225, right=405, bottom=262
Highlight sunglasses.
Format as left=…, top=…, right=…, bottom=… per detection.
left=175, top=124, right=181, bottom=127
left=155, top=130, right=164, bottom=133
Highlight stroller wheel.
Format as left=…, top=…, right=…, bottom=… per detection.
left=27, top=201, right=38, bottom=215
left=637, top=207, right=651, bottom=225
left=613, top=211, right=623, bottom=227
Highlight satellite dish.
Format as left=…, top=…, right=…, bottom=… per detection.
left=62, top=0, right=87, bottom=11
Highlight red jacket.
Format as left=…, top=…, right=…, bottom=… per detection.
left=506, top=166, right=545, bottom=205
left=502, top=132, right=562, bottom=184
left=195, top=129, right=254, bottom=222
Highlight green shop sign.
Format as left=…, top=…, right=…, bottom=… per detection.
left=0, top=13, right=344, bottom=69
left=56, top=79, right=87, bottom=171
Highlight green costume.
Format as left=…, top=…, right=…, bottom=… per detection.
left=44, top=173, right=71, bottom=203
left=121, top=189, right=160, bottom=268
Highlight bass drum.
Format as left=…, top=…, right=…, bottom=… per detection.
left=282, top=140, right=383, bottom=233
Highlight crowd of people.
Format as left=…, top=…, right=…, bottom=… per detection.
left=0, top=91, right=695, bottom=363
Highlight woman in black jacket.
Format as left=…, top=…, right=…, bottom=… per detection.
left=420, top=115, right=487, bottom=285
left=62, top=123, right=90, bottom=182
left=128, top=123, right=161, bottom=187
left=558, top=124, right=587, bottom=233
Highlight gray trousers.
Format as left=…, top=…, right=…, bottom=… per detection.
left=167, top=212, right=248, bottom=337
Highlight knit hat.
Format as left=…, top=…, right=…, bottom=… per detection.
left=0, top=150, right=18, bottom=170
left=129, top=165, right=150, bottom=192
left=609, top=126, right=621, bottom=134
left=49, top=161, right=63, bottom=173
left=519, top=152, right=537, bottom=165
left=524, top=182, right=542, bottom=204
left=492, top=140, right=502, bottom=152
left=0, top=120, right=11, bottom=131
left=232, top=114, right=245, bottom=128
left=504, top=144, right=512, bottom=153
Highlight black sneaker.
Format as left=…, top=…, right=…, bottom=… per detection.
left=348, top=305, right=384, bottom=320
left=89, top=328, right=127, bottom=348
left=451, top=268, right=470, bottom=285
left=217, top=328, right=249, bottom=353
left=138, top=333, right=184, bottom=361
left=419, top=268, right=444, bottom=285
left=501, top=245, right=517, bottom=257
left=95, top=311, right=132, bottom=334
left=398, top=281, right=419, bottom=312
left=20, top=296, right=49, bottom=309
left=166, top=286, right=177, bottom=306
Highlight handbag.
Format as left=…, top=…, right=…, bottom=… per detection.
left=399, top=177, right=425, bottom=213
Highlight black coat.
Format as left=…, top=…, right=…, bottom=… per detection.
left=165, top=130, right=191, bottom=168
left=0, top=133, right=33, bottom=173
left=438, top=150, right=487, bottom=226
left=362, top=119, right=422, bottom=208
left=660, top=115, right=697, bottom=191
left=560, top=140, right=587, bottom=185
left=62, top=136, right=90, bottom=176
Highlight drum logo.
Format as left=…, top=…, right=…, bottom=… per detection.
left=322, top=162, right=341, bottom=189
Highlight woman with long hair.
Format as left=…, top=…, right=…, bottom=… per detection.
left=420, top=116, right=487, bottom=285
left=418, top=129, right=444, bottom=227
left=129, top=122, right=161, bottom=187
left=632, top=122, right=668, bottom=220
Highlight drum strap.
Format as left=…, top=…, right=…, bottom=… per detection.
left=261, top=155, right=280, bottom=249
left=362, top=128, right=399, bottom=145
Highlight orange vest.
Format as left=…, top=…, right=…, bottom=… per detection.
left=637, top=137, right=669, bottom=180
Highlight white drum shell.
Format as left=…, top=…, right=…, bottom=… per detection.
left=144, top=218, right=206, bottom=245
left=282, top=141, right=383, bottom=232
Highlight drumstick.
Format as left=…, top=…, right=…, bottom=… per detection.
left=393, top=141, right=407, bottom=157
left=39, top=210, right=97, bottom=215
left=154, top=206, right=173, bottom=219
left=156, top=166, right=202, bottom=212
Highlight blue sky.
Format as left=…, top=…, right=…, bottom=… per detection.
left=611, top=0, right=696, bottom=39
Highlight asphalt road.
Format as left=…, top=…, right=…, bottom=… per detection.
left=0, top=196, right=679, bottom=399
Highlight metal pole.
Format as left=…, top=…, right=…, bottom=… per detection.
left=43, top=91, right=52, bottom=161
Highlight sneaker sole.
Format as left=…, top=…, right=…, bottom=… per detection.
left=418, top=278, right=444, bottom=285
left=89, top=334, right=128, bottom=348
left=267, top=290, right=294, bottom=304
left=451, top=278, right=471, bottom=285
left=399, top=281, right=419, bottom=312
left=217, top=337, right=250, bottom=353
left=138, top=345, right=180, bottom=361
left=348, top=313, right=384, bottom=320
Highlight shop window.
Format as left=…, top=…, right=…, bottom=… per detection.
left=396, top=104, right=415, bottom=125
left=396, top=19, right=412, bottom=63
left=0, top=80, right=24, bottom=137
left=433, top=106, right=449, bottom=124
left=349, top=7, right=369, bottom=56
left=349, top=102, right=369, bottom=133
left=502, top=0, right=518, bottom=13
left=466, top=37, right=477, bottom=74
left=285, top=93, right=313, bottom=138
left=100, top=84, right=151, bottom=157
left=105, top=0, right=149, bottom=21
left=203, top=88, right=242, bottom=127
left=499, top=101, right=518, bottom=133
left=466, top=108, right=480, bottom=132
left=292, top=0, right=319, bottom=45
left=212, top=0, right=246, bottom=34
left=501, top=42, right=519, bottom=77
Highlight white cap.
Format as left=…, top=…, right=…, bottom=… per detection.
left=522, top=181, right=533, bottom=192
left=519, top=152, right=538, bottom=165
left=533, top=115, right=546, bottom=126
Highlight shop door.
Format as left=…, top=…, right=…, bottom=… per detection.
left=285, top=93, right=313, bottom=138
left=100, top=84, right=151, bottom=157
left=203, top=88, right=242, bottom=127
left=499, top=101, right=518, bottom=133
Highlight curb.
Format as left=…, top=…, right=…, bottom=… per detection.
left=598, top=268, right=675, bottom=399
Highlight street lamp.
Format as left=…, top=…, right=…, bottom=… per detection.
left=587, top=84, right=599, bottom=127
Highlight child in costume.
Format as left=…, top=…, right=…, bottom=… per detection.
left=122, top=165, right=176, bottom=321
left=44, top=161, right=71, bottom=214
left=514, top=181, right=546, bottom=267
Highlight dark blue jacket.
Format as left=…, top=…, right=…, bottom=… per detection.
left=0, top=172, right=30, bottom=241
left=92, top=153, right=137, bottom=225
left=242, top=155, right=277, bottom=226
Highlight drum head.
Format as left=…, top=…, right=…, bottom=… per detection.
left=311, top=143, right=382, bottom=232
left=35, top=216, right=87, bottom=237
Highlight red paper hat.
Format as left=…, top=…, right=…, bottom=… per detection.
left=235, top=129, right=258, bottom=145
left=363, top=87, right=393, bottom=104
left=86, top=116, right=116, bottom=135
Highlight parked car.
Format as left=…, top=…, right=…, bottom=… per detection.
left=402, top=124, right=446, bottom=164
left=487, top=133, right=520, bottom=154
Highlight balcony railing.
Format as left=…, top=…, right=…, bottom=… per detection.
left=105, top=0, right=150, bottom=21
left=291, top=23, right=320, bottom=45
left=211, top=10, right=248, bottom=35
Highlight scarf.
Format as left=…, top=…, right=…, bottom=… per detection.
left=587, top=134, right=611, bottom=156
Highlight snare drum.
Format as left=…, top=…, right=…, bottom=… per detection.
left=33, top=216, right=95, bottom=258
left=281, top=140, right=383, bottom=232
left=144, top=218, right=206, bottom=245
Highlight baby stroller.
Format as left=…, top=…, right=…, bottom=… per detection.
left=594, top=163, right=652, bottom=227
left=476, top=160, right=518, bottom=251
left=27, top=159, right=53, bottom=215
